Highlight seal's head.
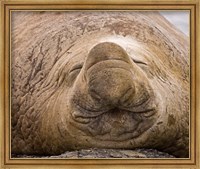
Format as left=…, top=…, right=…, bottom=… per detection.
left=70, top=42, right=159, bottom=141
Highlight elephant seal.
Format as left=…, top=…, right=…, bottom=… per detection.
left=11, top=11, right=189, bottom=158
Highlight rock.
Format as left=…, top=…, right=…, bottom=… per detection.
left=12, top=148, right=175, bottom=158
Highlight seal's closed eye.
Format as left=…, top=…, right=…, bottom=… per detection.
left=69, top=64, right=83, bottom=74
left=132, top=58, right=147, bottom=65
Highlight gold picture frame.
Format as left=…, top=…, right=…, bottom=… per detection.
left=0, top=0, right=199, bottom=168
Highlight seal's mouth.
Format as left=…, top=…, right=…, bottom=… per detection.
left=72, top=105, right=156, bottom=124
left=71, top=91, right=157, bottom=124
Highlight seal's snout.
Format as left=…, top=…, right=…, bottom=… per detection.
left=72, top=41, right=154, bottom=114
left=85, top=42, right=135, bottom=108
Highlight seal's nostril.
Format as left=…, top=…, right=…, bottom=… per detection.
left=89, top=88, right=102, bottom=102
left=120, top=87, right=135, bottom=106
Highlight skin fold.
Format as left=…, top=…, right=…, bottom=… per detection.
left=11, top=11, right=189, bottom=157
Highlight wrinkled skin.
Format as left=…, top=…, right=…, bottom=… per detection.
left=11, top=11, right=189, bottom=157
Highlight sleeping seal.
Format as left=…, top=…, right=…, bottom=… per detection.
left=11, top=11, right=189, bottom=157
